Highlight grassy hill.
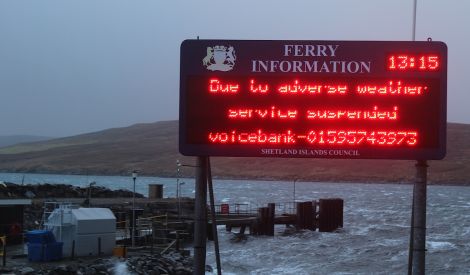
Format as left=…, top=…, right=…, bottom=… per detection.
left=0, top=121, right=469, bottom=185
left=0, top=135, right=53, bottom=148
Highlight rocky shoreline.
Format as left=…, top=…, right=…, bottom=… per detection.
left=0, top=182, right=145, bottom=200
left=127, top=252, right=193, bottom=275
left=1, top=251, right=194, bottom=275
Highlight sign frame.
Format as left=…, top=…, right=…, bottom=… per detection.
left=179, top=39, right=447, bottom=160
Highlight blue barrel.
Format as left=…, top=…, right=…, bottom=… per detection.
left=25, top=230, right=56, bottom=244
left=27, top=242, right=63, bottom=262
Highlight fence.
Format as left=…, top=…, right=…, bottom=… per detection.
left=213, top=201, right=299, bottom=216
left=115, top=213, right=190, bottom=254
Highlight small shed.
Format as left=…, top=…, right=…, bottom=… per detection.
left=0, top=199, right=31, bottom=245
left=46, top=206, right=116, bottom=257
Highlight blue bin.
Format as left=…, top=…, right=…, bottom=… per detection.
left=25, top=230, right=56, bottom=244
left=27, top=242, right=63, bottom=262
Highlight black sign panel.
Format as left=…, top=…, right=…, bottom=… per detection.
left=179, top=40, right=447, bottom=159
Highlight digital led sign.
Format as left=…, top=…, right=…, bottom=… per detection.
left=179, top=40, right=447, bottom=159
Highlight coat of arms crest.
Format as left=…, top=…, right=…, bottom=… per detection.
left=202, top=45, right=236, bottom=71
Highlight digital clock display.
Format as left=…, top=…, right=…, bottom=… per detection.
left=388, top=54, right=440, bottom=71
left=179, top=40, right=447, bottom=159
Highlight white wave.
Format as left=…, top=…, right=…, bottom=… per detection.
left=113, top=261, right=131, bottom=275
left=427, top=241, right=457, bottom=251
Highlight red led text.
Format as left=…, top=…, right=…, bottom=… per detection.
left=388, top=55, right=439, bottom=71
left=208, top=78, right=430, bottom=96
left=278, top=80, right=347, bottom=94
left=209, top=78, right=239, bottom=93
left=249, top=79, right=269, bottom=93
left=356, top=81, right=428, bottom=95
left=209, top=129, right=418, bottom=146
left=307, top=106, right=398, bottom=120
left=209, top=129, right=296, bottom=144
left=228, top=106, right=298, bottom=119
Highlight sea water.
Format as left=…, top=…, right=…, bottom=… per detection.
left=1, top=172, right=469, bottom=274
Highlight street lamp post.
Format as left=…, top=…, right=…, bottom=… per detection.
left=178, top=181, right=186, bottom=218
left=179, top=181, right=186, bottom=197
left=87, top=181, right=96, bottom=207
left=293, top=179, right=297, bottom=203
left=176, top=160, right=181, bottom=199
left=131, top=170, right=138, bottom=247
left=176, top=160, right=196, bottom=219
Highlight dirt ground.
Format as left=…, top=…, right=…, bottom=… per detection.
left=1, top=244, right=127, bottom=274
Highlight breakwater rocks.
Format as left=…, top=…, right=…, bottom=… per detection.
left=3, top=257, right=125, bottom=275
left=127, top=252, right=193, bottom=275
left=0, top=182, right=144, bottom=199
left=1, top=182, right=144, bottom=230
left=1, top=253, right=194, bottom=275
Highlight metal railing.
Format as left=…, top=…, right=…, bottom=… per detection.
left=213, top=201, right=299, bottom=216
left=116, top=213, right=190, bottom=254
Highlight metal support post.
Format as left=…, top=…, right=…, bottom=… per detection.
left=177, top=167, right=180, bottom=198
left=1, top=236, right=6, bottom=267
left=408, top=182, right=415, bottom=275
left=207, top=157, right=222, bottom=275
left=293, top=179, right=297, bottom=203
left=412, top=160, right=428, bottom=275
left=132, top=177, right=136, bottom=247
left=131, top=170, right=138, bottom=247
left=194, top=156, right=208, bottom=275
left=412, top=0, right=418, bottom=41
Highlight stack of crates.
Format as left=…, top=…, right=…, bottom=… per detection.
left=26, top=230, right=63, bottom=262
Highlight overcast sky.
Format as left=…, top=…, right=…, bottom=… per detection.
left=0, top=0, right=469, bottom=137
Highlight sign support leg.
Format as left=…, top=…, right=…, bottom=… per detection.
left=411, top=160, right=428, bottom=275
left=194, top=156, right=208, bottom=275
left=207, top=157, right=222, bottom=275
left=407, top=182, right=415, bottom=275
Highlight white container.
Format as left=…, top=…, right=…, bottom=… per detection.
left=46, top=207, right=116, bottom=257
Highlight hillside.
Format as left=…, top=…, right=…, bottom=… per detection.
left=0, top=135, right=53, bottom=148
left=0, top=121, right=469, bottom=185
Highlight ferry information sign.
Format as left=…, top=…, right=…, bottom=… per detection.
left=179, top=40, right=447, bottom=159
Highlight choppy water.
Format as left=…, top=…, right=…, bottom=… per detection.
left=1, top=172, right=469, bottom=274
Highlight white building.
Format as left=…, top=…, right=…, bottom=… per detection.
left=45, top=205, right=116, bottom=257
